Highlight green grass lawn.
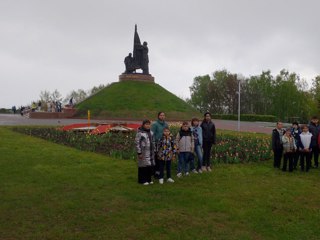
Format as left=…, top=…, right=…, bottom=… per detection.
left=1, top=127, right=320, bottom=240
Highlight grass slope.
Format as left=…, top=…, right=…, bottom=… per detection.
left=75, top=81, right=200, bottom=120
left=1, top=127, right=320, bottom=239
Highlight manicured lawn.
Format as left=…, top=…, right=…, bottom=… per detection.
left=1, top=127, right=320, bottom=239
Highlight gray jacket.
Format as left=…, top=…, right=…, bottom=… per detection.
left=176, top=128, right=194, bottom=153
left=135, top=127, right=155, bottom=167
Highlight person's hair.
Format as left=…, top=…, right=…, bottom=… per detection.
left=163, top=127, right=170, bottom=131
left=204, top=112, right=211, bottom=117
left=158, top=112, right=165, bottom=118
left=292, top=121, right=299, bottom=126
left=203, top=112, right=212, bottom=122
left=311, top=116, right=318, bottom=120
left=182, top=121, right=189, bottom=126
left=302, top=124, right=309, bottom=130
left=191, top=117, right=199, bottom=126
left=142, top=119, right=151, bottom=125
left=276, top=121, right=282, bottom=126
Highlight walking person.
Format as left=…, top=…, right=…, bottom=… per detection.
left=298, top=125, right=313, bottom=172
left=308, top=116, right=320, bottom=168
left=157, top=127, right=177, bottom=184
left=200, top=112, right=216, bottom=172
left=272, top=122, right=284, bottom=169
left=191, top=117, right=203, bottom=173
left=282, top=129, right=297, bottom=172
left=151, top=112, right=168, bottom=178
left=135, top=120, right=155, bottom=185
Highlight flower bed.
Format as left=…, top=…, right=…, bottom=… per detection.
left=12, top=127, right=272, bottom=163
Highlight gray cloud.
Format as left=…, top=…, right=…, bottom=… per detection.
left=1, top=0, right=319, bottom=108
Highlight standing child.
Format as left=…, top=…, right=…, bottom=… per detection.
left=135, top=120, right=155, bottom=185
left=157, top=127, right=177, bottom=184
left=282, top=129, right=297, bottom=172
left=298, top=125, right=313, bottom=172
left=176, top=121, right=194, bottom=177
left=291, top=122, right=301, bottom=169
left=191, top=117, right=203, bottom=173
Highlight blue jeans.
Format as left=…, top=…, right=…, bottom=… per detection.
left=177, top=152, right=192, bottom=173
left=194, top=144, right=203, bottom=170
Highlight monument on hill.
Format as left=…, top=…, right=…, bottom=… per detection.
left=119, top=25, right=155, bottom=83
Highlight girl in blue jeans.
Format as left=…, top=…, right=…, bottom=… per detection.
left=191, top=117, right=203, bottom=173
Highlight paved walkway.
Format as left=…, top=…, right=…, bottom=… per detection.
left=0, top=114, right=274, bottom=134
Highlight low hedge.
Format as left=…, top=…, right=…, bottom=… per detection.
left=212, top=114, right=277, bottom=122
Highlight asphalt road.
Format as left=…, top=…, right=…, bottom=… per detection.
left=0, top=114, right=274, bottom=134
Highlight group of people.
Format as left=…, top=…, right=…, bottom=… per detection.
left=135, top=112, right=216, bottom=185
left=272, top=116, right=320, bottom=172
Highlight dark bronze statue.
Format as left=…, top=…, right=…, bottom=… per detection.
left=124, top=25, right=150, bottom=75
left=124, top=53, right=135, bottom=73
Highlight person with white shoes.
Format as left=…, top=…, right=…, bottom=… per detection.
left=176, top=121, right=195, bottom=177
left=157, top=127, right=177, bottom=184
left=190, top=117, right=203, bottom=173
left=201, top=112, right=216, bottom=172
left=135, top=120, right=155, bottom=185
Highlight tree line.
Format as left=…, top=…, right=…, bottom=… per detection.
left=188, top=69, right=320, bottom=123
left=37, top=84, right=108, bottom=106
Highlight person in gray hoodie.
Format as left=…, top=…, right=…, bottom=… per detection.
left=135, top=119, right=155, bottom=185
left=176, top=121, right=194, bottom=177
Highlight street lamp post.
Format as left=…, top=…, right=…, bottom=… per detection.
left=238, top=79, right=241, bottom=131
left=237, top=74, right=244, bottom=132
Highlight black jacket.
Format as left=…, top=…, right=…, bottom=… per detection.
left=308, top=122, right=320, bottom=147
left=272, top=128, right=283, bottom=151
left=201, top=120, right=216, bottom=144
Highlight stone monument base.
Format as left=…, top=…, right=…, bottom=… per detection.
left=119, top=73, right=155, bottom=83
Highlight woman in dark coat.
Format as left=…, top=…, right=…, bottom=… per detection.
left=200, top=112, right=216, bottom=172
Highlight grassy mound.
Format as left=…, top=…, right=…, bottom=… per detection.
left=75, top=81, right=200, bottom=120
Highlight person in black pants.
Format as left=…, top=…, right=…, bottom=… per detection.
left=282, top=129, right=296, bottom=172
left=200, top=112, right=216, bottom=172
left=308, top=116, right=320, bottom=168
left=291, top=122, right=301, bottom=169
left=272, top=122, right=284, bottom=168
left=298, top=125, right=313, bottom=172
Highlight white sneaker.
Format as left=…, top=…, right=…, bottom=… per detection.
left=198, top=169, right=203, bottom=173
left=143, top=182, right=149, bottom=185
left=185, top=172, right=189, bottom=176
left=202, top=166, right=207, bottom=172
left=167, top=178, right=175, bottom=183
left=192, top=169, right=198, bottom=174
left=159, top=178, right=164, bottom=184
left=149, top=181, right=154, bottom=185
left=177, top=172, right=182, bottom=178
left=207, top=166, right=212, bottom=172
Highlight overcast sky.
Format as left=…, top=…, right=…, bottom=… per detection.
left=0, top=0, right=319, bottom=108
